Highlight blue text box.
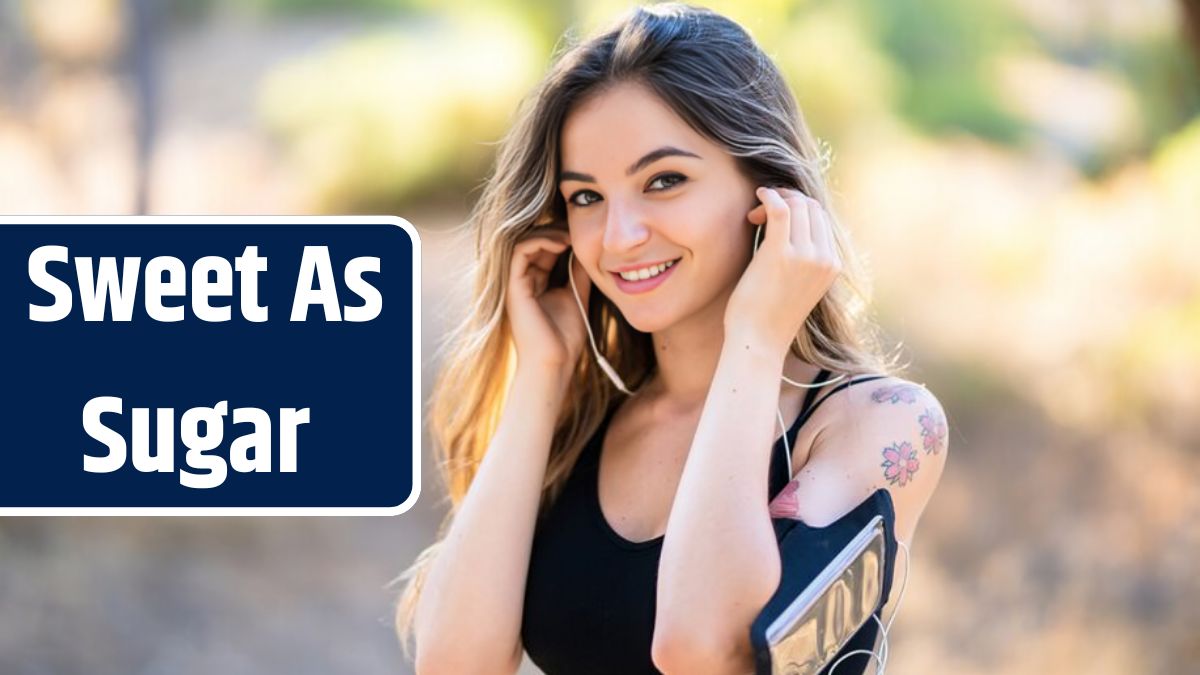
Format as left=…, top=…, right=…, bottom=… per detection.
left=0, top=217, right=421, bottom=515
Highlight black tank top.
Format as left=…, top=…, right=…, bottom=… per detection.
left=521, top=369, right=888, bottom=674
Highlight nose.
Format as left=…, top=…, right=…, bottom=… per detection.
left=601, top=200, right=650, bottom=254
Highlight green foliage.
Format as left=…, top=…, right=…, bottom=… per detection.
left=855, top=0, right=1027, bottom=142
left=1107, top=37, right=1200, bottom=157
left=258, top=8, right=548, bottom=212
left=1019, top=8, right=1200, bottom=173
left=773, top=3, right=899, bottom=141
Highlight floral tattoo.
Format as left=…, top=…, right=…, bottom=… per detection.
left=871, top=384, right=920, bottom=405
left=918, top=407, right=947, bottom=455
left=881, top=441, right=920, bottom=487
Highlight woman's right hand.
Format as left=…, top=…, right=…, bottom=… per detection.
left=505, top=228, right=592, bottom=390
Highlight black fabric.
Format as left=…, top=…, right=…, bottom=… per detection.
left=752, top=489, right=899, bottom=675
left=521, top=369, right=888, bottom=674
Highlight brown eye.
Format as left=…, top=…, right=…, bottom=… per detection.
left=647, top=173, right=686, bottom=191
left=569, top=190, right=602, bottom=207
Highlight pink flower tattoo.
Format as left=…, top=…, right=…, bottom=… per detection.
left=881, top=441, right=920, bottom=487
left=919, top=407, right=947, bottom=455
left=871, top=384, right=919, bottom=405
left=768, top=479, right=800, bottom=519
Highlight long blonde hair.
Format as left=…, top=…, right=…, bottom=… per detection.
left=395, top=2, right=899, bottom=649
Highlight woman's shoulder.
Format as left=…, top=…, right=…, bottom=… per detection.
left=810, top=374, right=945, bottom=431
left=824, top=374, right=949, bottom=464
left=840, top=374, right=945, bottom=422
left=787, top=373, right=949, bottom=534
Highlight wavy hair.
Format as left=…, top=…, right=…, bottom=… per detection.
left=395, top=2, right=900, bottom=650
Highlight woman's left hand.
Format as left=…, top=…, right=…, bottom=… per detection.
left=724, top=186, right=842, bottom=357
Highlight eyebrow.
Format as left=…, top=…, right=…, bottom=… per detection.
left=559, top=145, right=702, bottom=183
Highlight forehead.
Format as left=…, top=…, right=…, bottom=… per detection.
left=560, top=81, right=715, bottom=170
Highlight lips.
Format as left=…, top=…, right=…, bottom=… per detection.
left=609, top=257, right=681, bottom=295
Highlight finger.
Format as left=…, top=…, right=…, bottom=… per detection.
left=514, top=233, right=570, bottom=256
left=509, top=250, right=536, bottom=299
left=511, top=238, right=567, bottom=295
left=809, top=200, right=836, bottom=263
left=779, top=189, right=814, bottom=253
left=755, top=187, right=791, bottom=251
left=514, top=237, right=568, bottom=274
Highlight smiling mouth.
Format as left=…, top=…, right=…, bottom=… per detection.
left=609, top=257, right=681, bottom=294
left=613, top=258, right=680, bottom=281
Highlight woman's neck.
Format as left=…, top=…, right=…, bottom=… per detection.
left=646, top=316, right=725, bottom=411
left=640, top=295, right=821, bottom=414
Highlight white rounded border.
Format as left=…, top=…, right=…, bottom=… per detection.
left=0, top=215, right=422, bottom=517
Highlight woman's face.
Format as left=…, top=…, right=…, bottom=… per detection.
left=559, top=80, right=758, bottom=334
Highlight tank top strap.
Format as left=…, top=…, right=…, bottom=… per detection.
left=792, top=370, right=831, bottom=433
left=798, top=373, right=890, bottom=429
left=768, top=370, right=890, bottom=498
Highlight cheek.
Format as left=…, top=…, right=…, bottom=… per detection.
left=700, top=204, right=755, bottom=296
left=675, top=195, right=754, bottom=267
left=566, top=215, right=606, bottom=278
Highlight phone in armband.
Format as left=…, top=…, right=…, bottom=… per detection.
left=751, top=488, right=900, bottom=675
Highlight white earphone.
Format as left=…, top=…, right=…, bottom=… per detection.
left=566, top=251, right=637, bottom=396
left=563, top=224, right=910, bottom=672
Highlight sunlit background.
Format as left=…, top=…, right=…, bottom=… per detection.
left=1, top=0, right=1197, bottom=673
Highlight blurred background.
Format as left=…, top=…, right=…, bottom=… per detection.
left=0, top=0, right=1197, bottom=672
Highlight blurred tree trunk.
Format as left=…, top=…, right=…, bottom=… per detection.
left=1183, top=0, right=1200, bottom=62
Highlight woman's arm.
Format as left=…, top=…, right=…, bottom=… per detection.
left=651, top=336, right=787, bottom=675
left=654, top=367, right=950, bottom=675
left=414, top=231, right=591, bottom=675
left=413, top=367, right=563, bottom=675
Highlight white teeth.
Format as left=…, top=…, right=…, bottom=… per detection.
left=618, top=259, right=675, bottom=281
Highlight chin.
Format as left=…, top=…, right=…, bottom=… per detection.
left=607, top=299, right=680, bottom=335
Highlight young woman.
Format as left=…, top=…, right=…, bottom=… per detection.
left=398, top=5, right=948, bottom=674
